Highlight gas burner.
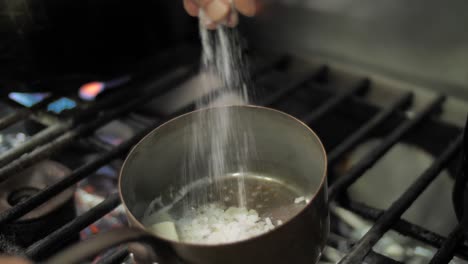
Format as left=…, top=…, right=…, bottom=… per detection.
left=0, top=48, right=467, bottom=263
left=0, top=160, right=76, bottom=258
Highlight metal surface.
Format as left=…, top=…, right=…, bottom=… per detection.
left=0, top=119, right=161, bottom=225
left=0, top=123, right=72, bottom=167
left=0, top=110, right=29, bottom=131
left=242, top=0, right=468, bottom=101
left=258, top=68, right=329, bottom=106
left=25, top=193, right=121, bottom=260
left=0, top=48, right=466, bottom=263
left=429, top=225, right=465, bottom=264
left=345, top=200, right=468, bottom=260
left=328, top=92, right=413, bottom=166
left=49, top=105, right=329, bottom=264
left=301, top=79, right=369, bottom=124
left=339, top=134, right=463, bottom=263
left=0, top=160, right=73, bottom=220
left=453, top=117, right=468, bottom=226
left=0, top=66, right=195, bottom=183
left=0, top=160, right=76, bottom=249
left=123, top=105, right=328, bottom=264
left=345, top=141, right=459, bottom=236
left=0, top=62, right=339, bottom=262
left=329, top=95, right=445, bottom=199
left=96, top=248, right=130, bottom=264
left=46, top=228, right=166, bottom=264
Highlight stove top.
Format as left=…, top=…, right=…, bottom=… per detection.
left=0, top=46, right=467, bottom=264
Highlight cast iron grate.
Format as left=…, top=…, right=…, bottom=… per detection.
left=0, top=46, right=466, bottom=264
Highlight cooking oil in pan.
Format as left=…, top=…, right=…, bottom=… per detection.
left=143, top=173, right=310, bottom=244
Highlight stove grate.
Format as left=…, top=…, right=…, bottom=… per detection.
left=0, top=48, right=466, bottom=263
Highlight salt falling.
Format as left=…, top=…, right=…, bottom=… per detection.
left=143, top=12, right=308, bottom=244
left=182, top=13, right=255, bottom=211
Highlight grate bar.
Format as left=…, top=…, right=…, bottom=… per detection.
left=96, top=248, right=129, bottom=264
left=259, top=67, right=329, bottom=106
left=301, top=79, right=370, bottom=124
left=25, top=193, right=121, bottom=259
left=0, top=122, right=72, bottom=167
left=339, top=134, right=463, bottom=263
left=328, top=92, right=413, bottom=166
left=0, top=57, right=297, bottom=225
left=365, top=251, right=403, bottom=264
left=344, top=201, right=468, bottom=260
left=168, top=57, right=292, bottom=115
left=0, top=109, right=29, bottom=130
left=0, top=68, right=195, bottom=184
left=0, top=77, right=158, bottom=165
left=250, top=55, right=292, bottom=78
left=328, top=95, right=445, bottom=199
left=0, top=81, right=166, bottom=167
left=0, top=118, right=162, bottom=225
left=0, top=54, right=192, bottom=167
left=429, top=225, right=465, bottom=264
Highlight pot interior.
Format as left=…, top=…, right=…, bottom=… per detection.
left=120, top=106, right=326, bottom=241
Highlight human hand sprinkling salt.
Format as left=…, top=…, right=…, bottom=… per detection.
left=0, top=257, right=31, bottom=264
left=183, top=0, right=258, bottom=29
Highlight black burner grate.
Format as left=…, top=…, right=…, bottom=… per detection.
left=0, top=47, right=466, bottom=264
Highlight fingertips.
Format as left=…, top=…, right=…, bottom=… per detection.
left=234, top=0, right=257, bottom=17
left=203, top=0, right=230, bottom=22
left=226, top=11, right=239, bottom=27
left=206, top=22, right=218, bottom=30
left=186, top=0, right=246, bottom=29
left=184, top=0, right=200, bottom=17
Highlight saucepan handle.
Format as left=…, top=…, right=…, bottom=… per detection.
left=46, top=227, right=181, bottom=264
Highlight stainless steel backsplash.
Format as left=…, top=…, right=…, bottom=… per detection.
left=240, top=0, right=468, bottom=99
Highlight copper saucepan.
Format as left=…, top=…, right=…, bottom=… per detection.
left=47, top=105, right=329, bottom=264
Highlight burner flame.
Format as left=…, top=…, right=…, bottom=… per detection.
left=79, top=82, right=105, bottom=101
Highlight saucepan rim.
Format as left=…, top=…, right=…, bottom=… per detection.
left=118, top=104, right=328, bottom=247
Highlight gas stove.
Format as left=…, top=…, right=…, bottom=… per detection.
left=0, top=42, right=467, bottom=264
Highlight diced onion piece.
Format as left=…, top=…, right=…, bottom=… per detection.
left=294, top=196, right=306, bottom=204
left=176, top=204, right=276, bottom=244
left=150, top=221, right=179, bottom=241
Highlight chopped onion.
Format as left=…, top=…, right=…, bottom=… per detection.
left=294, top=196, right=306, bottom=204
left=149, top=221, right=179, bottom=241
left=176, top=203, right=277, bottom=244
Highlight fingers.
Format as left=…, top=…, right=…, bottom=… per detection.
left=226, top=11, right=239, bottom=27
left=203, top=0, right=230, bottom=22
left=206, top=22, right=217, bottom=30
left=197, top=0, right=214, bottom=6
left=234, top=0, right=257, bottom=17
left=183, top=0, right=199, bottom=17
left=185, top=0, right=230, bottom=23
left=0, top=257, right=32, bottom=264
left=183, top=0, right=256, bottom=28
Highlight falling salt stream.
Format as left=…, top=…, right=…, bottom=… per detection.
left=193, top=14, right=252, bottom=209
left=143, top=13, right=309, bottom=244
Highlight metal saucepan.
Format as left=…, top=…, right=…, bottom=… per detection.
left=47, top=105, right=328, bottom=264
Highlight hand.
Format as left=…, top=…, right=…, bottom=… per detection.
left=0, top=256, right=31, bottom=264
left=183, top=0, right=257, bottom=28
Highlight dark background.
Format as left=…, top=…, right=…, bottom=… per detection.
left=0, top=0, right=197, bottom=84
